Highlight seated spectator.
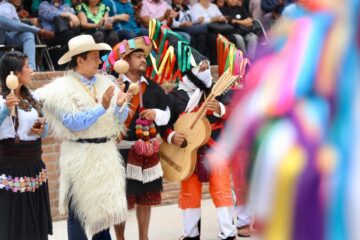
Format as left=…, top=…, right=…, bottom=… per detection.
left=76, top=0, right=119, bottom=47
left=32, top=0, right=72, bottom=16
left=8, top=0, right=40, bottom=27
left=140, top=0, right=191, bottom=43
left=261, top=0, right=292, bottom=30
left=221, top=0, right=258, bottom=58
left=249, top=0, right=264, bottom=21
left=131, top=0, right=144, bottom=25
left=171, top=0, right=208, bottom=56
left=282, top=0, right=308, bottom=19
left=0, top=0, right=53, bottom=70
left=190, top=0, right=237, bottom=64
left=214, top=0, right=225, bottom=8
left=103, top=0, right=148, bottom=41
left=39, top=0, right=80, bottom=69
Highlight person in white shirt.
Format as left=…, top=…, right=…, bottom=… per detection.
left=189, top=0, right=237, bottom=64
left=171, top=0, right=209, bottom=56
left=0, top=51, right=52, bottom=240
left=190, top=0, right=225, bottom=24
left=0, top=0, right=53, bottom=70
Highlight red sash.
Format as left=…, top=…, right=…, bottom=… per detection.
left=124, top=82, right=147, bottom=129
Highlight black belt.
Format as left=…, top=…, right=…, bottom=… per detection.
left=72, top=137, right=113, bottom=144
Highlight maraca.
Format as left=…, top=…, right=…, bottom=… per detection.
left=114, top=59, right=129, bottom=74
left=6, top=71, right=19, bottom=117
left=119, top=82, right=140, bottom=112
left=128, top=82, right=140, bottom=95
left=114, top=59, right=129, bottom=87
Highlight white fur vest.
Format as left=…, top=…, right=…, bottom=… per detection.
left=37, top=71, right=127, bottom=235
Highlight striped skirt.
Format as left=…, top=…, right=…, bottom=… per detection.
left=0, top=138, right=53, bottom=240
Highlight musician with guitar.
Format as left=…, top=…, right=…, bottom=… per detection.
left=163, top=52, right=236, bottom=240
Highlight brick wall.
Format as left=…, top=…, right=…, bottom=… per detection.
left=32, top=67, right=218, bottom=221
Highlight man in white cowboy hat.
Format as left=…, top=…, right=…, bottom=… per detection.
left=106, top=36, right=170, bottom=240
left=36, top=34, right=130, bottom=240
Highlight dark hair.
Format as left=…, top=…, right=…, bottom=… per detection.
left=68, top=51, right=90, bottom=69
left=82, top=0, right=100, bottom=5
left=0, top=51, right=43, bottom=135
left=0, top=51, right=27, bottom=96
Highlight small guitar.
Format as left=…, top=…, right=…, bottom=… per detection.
left=159, top=70, right=239, bottom=181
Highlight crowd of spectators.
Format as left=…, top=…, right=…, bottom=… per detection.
left=0, top=0, right=295, bottom=70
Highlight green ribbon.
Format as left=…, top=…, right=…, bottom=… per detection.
left=153, top=20, right=161, bottom=41
left=156, top=28, right=168, bottom=66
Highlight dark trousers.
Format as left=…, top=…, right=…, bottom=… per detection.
left=173, top=24, right=209, bottom=58
left=67, top=204, right=112, bottom=240
left=89, top=29, right=119, bottom=48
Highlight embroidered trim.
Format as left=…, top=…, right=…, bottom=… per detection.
left=0, top=168, right=47, bottom=193
left=127, top=164, right=143, bottom=181
left=126, top=162, right=163, bottom=183
left=142, top=162, right=163, bottom=183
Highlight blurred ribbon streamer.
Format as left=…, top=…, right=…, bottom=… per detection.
left=208, top=0, right=360, bottom=239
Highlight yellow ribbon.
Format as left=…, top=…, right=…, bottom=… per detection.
left=228, top=43, right=235, bottom=73
left=265, top=145, right=305, bottom=240
left=149, top=46, right=175, bottom=76
left=158, top=46, right=174, bottom=74
left=149, top=19, right=155, bottom=39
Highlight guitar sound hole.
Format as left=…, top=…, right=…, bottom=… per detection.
left=180, top=139, right=188, bottom=148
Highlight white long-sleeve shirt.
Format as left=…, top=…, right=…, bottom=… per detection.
left=190, top=3, right=223, bottom=24
left=0, top=92, right=46, bottom=141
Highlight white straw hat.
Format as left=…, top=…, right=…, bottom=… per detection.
left=58, top=35, right=112, bottom=65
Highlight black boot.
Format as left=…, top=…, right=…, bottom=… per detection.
left=222, top=236, right=236, bottom=240
left=182, top=237, right=200, bottom=240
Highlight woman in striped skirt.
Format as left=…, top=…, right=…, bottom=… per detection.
left=0, top=51, right=52, bottom=240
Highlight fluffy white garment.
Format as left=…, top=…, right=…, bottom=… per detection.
left=37, top=71, right=127, bottom=235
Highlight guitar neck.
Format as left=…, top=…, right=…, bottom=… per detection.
left=190, top=93, right=214, bottom=129
left=189, top=70, right=238, bottom=129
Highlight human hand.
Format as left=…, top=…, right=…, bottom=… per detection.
left=5, top=92, right=19, bottom=109
left=116, top=91, right=127, bottom=106
left=30, top=118, right=46, bottom=136
left=30, top=125, right=45, bottom=136
left=244, top=18, right=253, bottom=26
left=99, top=18, right=105, bottom=26
left=102, top=86, right=115, bottom=109
left=218, top=16, right=226, bottom=22
left=171, top=132, right=186, bottom=147
left=125, top=92, right=134, bottom=102
left=206, top=99, right=221, bottom=115
left=68, top=13, right=80, bottom=27
left=198, top=16, right=205, bottom=24
left=139, top=109, right=156, bottom=121
left=163, top=9, right=171, bottom=19
left=170, top=10, right=179, bottom=18
left=103, top=18, right=113, bottom=29
left=118, top=14, right=130, bottom=22
left=211, top=16, right=225, bottom=23
left=19, top=10, right=30, bottom=18
left=181, top=21, right=192, bottom=27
